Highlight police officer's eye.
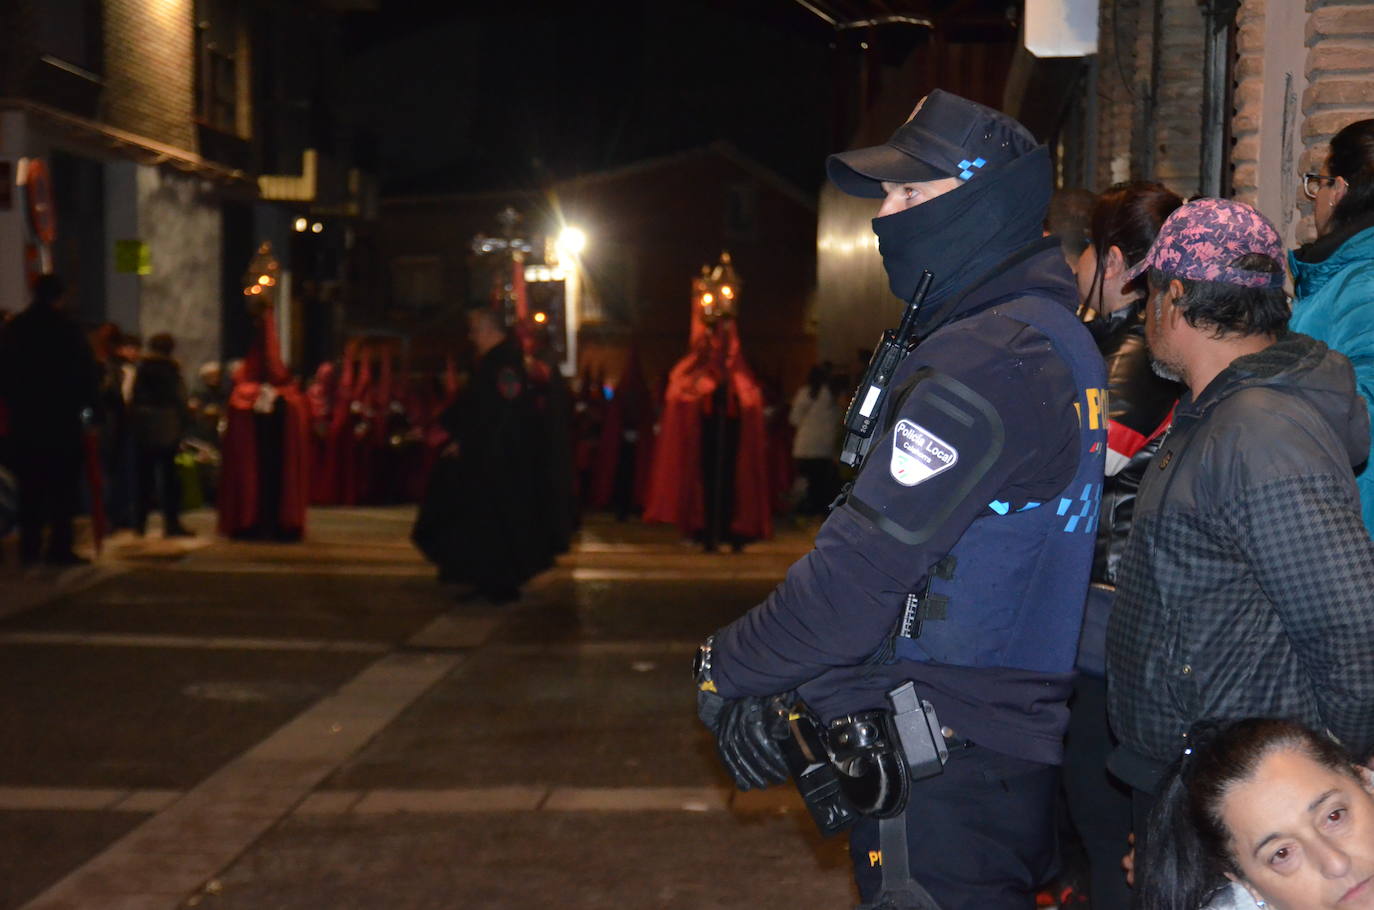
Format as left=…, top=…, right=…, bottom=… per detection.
left=1327, top=807, right=1347, bottom=824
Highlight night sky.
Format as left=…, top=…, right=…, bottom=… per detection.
left=339, top=1, right=846, bottom=197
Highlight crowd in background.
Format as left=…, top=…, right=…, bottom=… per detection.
left=0, top=279, right=840, bottom=570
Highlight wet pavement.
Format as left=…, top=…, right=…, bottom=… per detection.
left=0, top=508, right=855, bottom=909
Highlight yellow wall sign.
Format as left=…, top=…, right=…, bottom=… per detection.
left=115, top=239, right=151, bottom=275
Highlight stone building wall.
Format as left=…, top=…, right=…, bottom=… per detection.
left=1091, top=0, right=1142, bottom=186
left=102, top=0, right=198, bottom=153
left=135, top=166, right=222, bottom=374
left=1230, top=0, right=1309, bottom=247
left=1086, top=0, right=1206, bottom=195
left=1151, top=0, right=1207, bottom=196
left=1300, top=1, right=1374, bottom=243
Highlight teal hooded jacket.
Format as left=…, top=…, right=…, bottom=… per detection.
left=1289, top=213, right=1374, bottom=536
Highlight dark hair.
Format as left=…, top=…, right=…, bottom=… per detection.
left=1138, top=718, right=1358, bottom=910
left=149, top=332, right=175, bottom=356
left=32, top=274, right=65, bottom=308
left=1148, top=253, right=1289, bottom=339
left=1047, top=187, right=1097, bottom=260
left=805, top=364, right=828, bottom=398
left=1087, top=182, right=1183, bottom=309
left=1327, top=119, right=1374, bottom=231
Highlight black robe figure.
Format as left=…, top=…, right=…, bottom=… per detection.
left=413, top=312, right=552, bottom=602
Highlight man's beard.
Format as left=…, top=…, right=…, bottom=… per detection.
left=1150, top=355, right=1184, bottom=384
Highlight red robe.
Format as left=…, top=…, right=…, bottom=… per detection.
left=306, top=361, right=336, bottom=505
left=217, top=312, right=310, bottom=538
left=642, top=314, right=771, bottom=540
left=589, top=347, right=656, bottom=511
left=331, top=345, right=372, bottom=506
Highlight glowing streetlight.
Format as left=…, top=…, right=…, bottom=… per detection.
left=293, top=217, right=308, bottom=232
left=557, top=225, right=587, bottom=257
left=310, top=222, right=323, bottom=234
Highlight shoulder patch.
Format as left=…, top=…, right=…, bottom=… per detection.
left=889, top=419, right=958, bottom=486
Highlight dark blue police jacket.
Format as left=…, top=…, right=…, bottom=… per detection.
left=712, top=238, right=1107, bottom=766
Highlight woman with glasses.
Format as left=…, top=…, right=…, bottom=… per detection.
left=1291, top=119, right=1374, bottom=536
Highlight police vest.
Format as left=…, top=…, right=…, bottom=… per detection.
left=892, top=296, right=1107, bottom=674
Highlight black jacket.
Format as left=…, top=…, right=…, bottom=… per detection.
left=1088, top=301, right=1183, bottom=585
left=131, top=355, right=188, bottom=449
left=0, top=303, right=98, bottom=444
left=1106, top=333, right=1374, bottom=791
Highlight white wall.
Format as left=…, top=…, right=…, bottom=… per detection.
left=136, top=166, right=222, bottom=374
left=104, top=160, right=141, bottom=333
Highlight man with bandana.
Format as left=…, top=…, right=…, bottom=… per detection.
left=691, top=90, right=1107, bottom=909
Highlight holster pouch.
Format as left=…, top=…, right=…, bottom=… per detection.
left=784, top=682, right=950, bottom=830
left=778, top=706, right=859, bottom=837
left=886, top=681, right=948, bottom=782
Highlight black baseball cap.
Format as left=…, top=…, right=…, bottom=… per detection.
left=826, top=89, right=1039, bottom=198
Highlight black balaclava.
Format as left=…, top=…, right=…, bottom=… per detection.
left=872, top=146, right=1052, bottom=334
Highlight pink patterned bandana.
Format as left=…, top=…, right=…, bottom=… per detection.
left=1123, top=198, right=1286, bottom=289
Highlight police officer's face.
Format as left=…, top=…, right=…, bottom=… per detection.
left=877, top=178, right=964, bottom=218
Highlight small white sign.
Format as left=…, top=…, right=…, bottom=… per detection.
left=889, top=419, right=958, bottom=487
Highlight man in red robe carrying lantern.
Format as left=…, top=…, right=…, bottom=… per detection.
left=217, top=243, right=310, bottom=541
left=643, top=253, right=771, bottom=550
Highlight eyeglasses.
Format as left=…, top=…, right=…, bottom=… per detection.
left=1303, top=173, right=1338, bottom=199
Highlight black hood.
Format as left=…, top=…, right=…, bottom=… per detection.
left=873, top=145, right=1054, bottom=335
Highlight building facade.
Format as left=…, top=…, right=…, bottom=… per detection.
left=380, top=142, right=819, bottom=396
left=0, top=0, right=375, bottom=375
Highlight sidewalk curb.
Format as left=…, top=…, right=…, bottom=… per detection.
left=0, top=563, right=128, bottom=621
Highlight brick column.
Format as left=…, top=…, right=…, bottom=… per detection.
left=1231, top=0, right=1267, bottom=208
left=1230, top=0, right=1309, bottom=247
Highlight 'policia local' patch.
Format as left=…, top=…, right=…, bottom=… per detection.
left=889, top=419, right=958, bottom=487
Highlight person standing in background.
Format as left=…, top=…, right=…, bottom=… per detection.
left=1290, top=118, right=1374, bottom=536
left=1063, top=181, right=1183, bottom=910
left=0, top=275, right=100, bottom=566
left=130, top=333, right=192, bottom=538
left=788, top=363, right=842, bottom=515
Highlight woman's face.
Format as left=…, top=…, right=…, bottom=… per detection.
left=1314, top=169, right=1347, bottom=237
left=1222, top=749, right=1374, bottom=909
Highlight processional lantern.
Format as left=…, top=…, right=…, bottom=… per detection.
left=694, top=251, right=740, bottom=327
left=243, top=241, right=281, bottom=315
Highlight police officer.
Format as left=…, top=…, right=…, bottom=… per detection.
left=692, top=90, right=1106, bottom=910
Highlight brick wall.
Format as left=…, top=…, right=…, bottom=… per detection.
left=1231, top=0, right=1267, bottom=208
left=1087, top=0, right=1205, bottom=195
left=1091, top=0, right=1141, bottom=187
left=102, top=0, right=197, bottom=153
left=1152, top=0, right=1207, bottom=195
left=1301, top=1, right=1374, bottom=242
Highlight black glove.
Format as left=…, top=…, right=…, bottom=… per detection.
left=699, top=690, right=790, bottom=790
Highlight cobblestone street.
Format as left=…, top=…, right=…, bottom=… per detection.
left=0, top=509, right=854, bottom=909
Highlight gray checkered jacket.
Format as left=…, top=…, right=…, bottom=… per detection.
left=1107, top=333, right=1374, bottom=789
